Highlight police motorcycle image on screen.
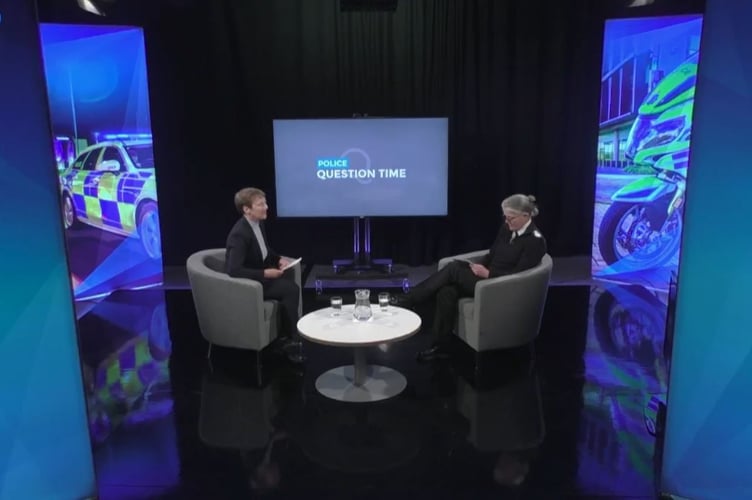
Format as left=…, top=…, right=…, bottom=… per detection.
left=40, top=24, right=163, bottom=300
left=592, top=16, right=702, bottom=291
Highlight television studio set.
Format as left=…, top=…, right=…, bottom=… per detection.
left=0, top=0, right=749, bottom=498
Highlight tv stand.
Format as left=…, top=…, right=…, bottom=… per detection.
left=332, top=217, right=393, bottom=274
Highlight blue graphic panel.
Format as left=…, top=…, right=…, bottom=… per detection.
left=591, top=16, right=703, bottom=292
left=661, top=0, right=752, bottom=498
left=39, top=24, right=162, bottom=301
left=0, top=2, right=95, bottom=498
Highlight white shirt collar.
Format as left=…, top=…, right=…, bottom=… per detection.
left=516, top=219, right=532, bottom=237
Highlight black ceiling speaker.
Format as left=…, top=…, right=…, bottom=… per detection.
left=340, top=0, right=398, bottom=12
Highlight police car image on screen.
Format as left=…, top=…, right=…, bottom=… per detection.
left=40, top=23, right=163, bottom=300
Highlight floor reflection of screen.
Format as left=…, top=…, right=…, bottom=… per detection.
left=578, top=284, right=669, bottom=496
left=76, top=290, right=178, bottom=492
left=586, top=285, right=668, bottom=394
left=78, top=290, right=172, bottom=442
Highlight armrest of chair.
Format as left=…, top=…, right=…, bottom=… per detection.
left=470, top=255, right=552, bottom=349
left=438, top=250, right=489, bottom=271
left=473, top=272, right=523, bottom=303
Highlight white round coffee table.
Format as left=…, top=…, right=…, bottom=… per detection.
left=297, top=304, right=421, bottom=403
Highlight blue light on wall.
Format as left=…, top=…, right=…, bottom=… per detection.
left=0, top=2, right=96, bottom=499
left=661, top=0, right=752, bottom=498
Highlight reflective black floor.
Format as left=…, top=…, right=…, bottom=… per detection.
left=77, top=282, right=669, bottom=499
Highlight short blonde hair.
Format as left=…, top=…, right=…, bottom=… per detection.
left=501, top=194, right=539, bottom=216
left=234, top=187, right=266, bottom=214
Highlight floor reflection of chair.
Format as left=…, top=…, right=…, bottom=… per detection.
left=457, top=373, right=545, bottom=486
left=198, top=373, right=280, bottom=452
left=198, top=370, right=308, bottom=493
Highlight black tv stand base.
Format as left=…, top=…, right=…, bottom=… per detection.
left=315, top=216, right=409, bottom=285
left=313, top=258, right=410, bottom=293
left=332, top=258, right=394, bottom=275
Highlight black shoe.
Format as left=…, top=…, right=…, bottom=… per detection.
left=285, top=352, right=306, bottom=364
left=274, top=339, right=305, bottom=363
left=389, top=293, right=414, bottom=309
left=280, top=338, right=302, bottom=351
left=417, top=344, right=451, bottom=362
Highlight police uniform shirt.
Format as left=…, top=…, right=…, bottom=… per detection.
left=484, top=221, right=546, bottom=278
left=511, top=219, right=532, bottom=241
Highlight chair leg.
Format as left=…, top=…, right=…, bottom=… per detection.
left=206, top=343, right=212, bottom=359
left=255, top=350, right=263, bottom=385
left=528, top=342, right=536, bottom=375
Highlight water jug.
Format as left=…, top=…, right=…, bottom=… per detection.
left=353, top=289, right=372, bottom=321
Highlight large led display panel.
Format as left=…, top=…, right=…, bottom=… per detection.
left=40, top=24, right=162, bottom=300
left=0, top=1, right=96, bottom=497
left=661, top=0, right=752, bottom=498
left=592, top=16, right=702, bottom=291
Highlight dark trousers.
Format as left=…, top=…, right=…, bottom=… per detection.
left=410, top=261, right=481, bottom=343
left=262, top=270, right=300, bottom=339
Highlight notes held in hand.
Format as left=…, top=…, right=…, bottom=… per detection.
left=281, top=257, right=302, bottom=271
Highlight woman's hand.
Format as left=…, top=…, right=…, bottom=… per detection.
left=264, top=268, right=283, bottom=279
left=469, top=263, right=490, bottom=279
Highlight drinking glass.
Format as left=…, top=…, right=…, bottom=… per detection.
left=330, top=296, right=343, bottom=316
left=378, top=292, right=390, bottom=313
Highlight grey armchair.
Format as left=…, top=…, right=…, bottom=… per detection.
left=437, top=252, right=553, bottom=351
left=186, top=249, right=302, bottom=357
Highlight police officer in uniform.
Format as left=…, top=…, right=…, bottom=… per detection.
left=392, top=194, right=547, bottom=362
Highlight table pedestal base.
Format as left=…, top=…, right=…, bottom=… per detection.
left=315, top=365, right=407, bottom=402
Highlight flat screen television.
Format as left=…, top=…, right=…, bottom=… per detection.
left=272, top=117, right=448, bottom=217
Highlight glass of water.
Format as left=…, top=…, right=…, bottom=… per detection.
left=330, top=296, right=343, bottom=316
left=378, top=292, right=390, bottom=313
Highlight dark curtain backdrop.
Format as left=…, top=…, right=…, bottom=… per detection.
left=147, top=0, right=602, bottom=267
left=38, top=0, right=705, bottom=267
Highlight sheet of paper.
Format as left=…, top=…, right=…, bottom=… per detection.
left=281, top=257, right=302, bottom=271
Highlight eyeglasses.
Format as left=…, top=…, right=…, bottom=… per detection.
left=503, top=213, right=527, bottom=222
